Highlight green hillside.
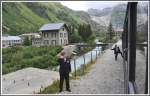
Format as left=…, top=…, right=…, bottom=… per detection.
left=2, top=2, right=84, bottom=35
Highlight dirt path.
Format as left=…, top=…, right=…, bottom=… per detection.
left=60, top=48, right=124, bottom=94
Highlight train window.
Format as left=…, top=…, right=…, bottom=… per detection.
left=135, top=2, right=148, bottom=94
left=122, top=2, right=148, bottom=94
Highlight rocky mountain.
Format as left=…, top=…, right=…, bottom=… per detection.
left=75, top=11, right=103, bottom=32
left=88, top=7, right=112, bottom=17
left=87, top=3, right=148, bottom=29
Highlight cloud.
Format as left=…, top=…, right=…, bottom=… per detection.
left=60, top=1, right=88, bottom=11
left=60, top=1, right=128, bottom=11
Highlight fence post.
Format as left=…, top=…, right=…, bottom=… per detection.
left=80, top=64, right=84, bottom=75
left=74, top=59, right=76, bottom=78
left=91, top=51, right=92, bottom=63
left=83, top=55, right=85, bottom=65
left=40, top=88, right=41, bottom=93
left=99, top=47, right=102, bottom=55
left=96, top=50, right=97, bottom=60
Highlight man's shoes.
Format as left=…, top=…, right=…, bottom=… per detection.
left=66, top=89, right=71, bottom=92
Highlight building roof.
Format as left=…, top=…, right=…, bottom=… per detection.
left=20, top=33, right=39, bottom=36
left=39, top=23, right=65, bottom=31
left=2, top=36, right=21, bottom=41
left=19, top=33, right=41, bottom=38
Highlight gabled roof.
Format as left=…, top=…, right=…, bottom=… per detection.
left=39, top=23, right=65, bottom=31
left=20, top=33, right=39, bottom=36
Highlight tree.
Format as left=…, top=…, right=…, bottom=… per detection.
left=78, top=24, right=84, bottom=40
left=78, top=23, right=93, bottom=42
left=23, top=37, right=32, bottom=46
left=107, top=22, right=114, bottom=42
left=70, top=32, right=82, bottom=43
left=68, top=25, right=74, bottom=43
left=68, top=25, right=81, bottom=43
left=88, top=33, right=96, bottom=44
left=86, top=24, right=93, bottom=41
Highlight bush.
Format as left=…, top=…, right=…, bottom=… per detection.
left=2, top=46, right=62, bottom=74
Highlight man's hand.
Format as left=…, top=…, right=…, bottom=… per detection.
left=60, top=56, right=64, bottom=59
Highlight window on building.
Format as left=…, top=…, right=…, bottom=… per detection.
left=51, top=33, right=53, bottom=38
left=61, top=39, right=62, bottom=45
left=64, top=40, right=66, bottom=44
left=44, top=40, right=49, bottom=45
left=47, top=33, right=49, bottom=38
left=44, top=33, right=47, bottom=38
left=64, top=33, right=66, bottom=37
left=60, top=33, right=63, bottom=37
left=55, top=33, right=57, bottom=38
left=51, top=40, right=56, bottom=45
left=62, top=27, right=64, bottom=31
left=9, top=42, right=11, bottom=46
left=45, top=34, right=47, bottom=38
left=43, top=33, right=45, bottom=37
left=46, top=33, right=48, bottom=38
left=2, top=44, right=5, bottom=47
left=52, top=33, right=56, bottom=38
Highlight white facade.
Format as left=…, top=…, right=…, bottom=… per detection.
left=32, top=25, right=68, bottom=46
left=58, top=27, right=68, bottom=45
left=2, top=36, right=23, bottom=48
left=42, top=31, right=59, bottom=46
left=41, top=27, right=68, bottom=46
left=32, top=38, right=42, bottom=47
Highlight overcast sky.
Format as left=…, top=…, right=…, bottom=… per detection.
left=59, top=1, right=128, bottom=11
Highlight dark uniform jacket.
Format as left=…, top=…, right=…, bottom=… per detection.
left=112, top=47, right=121, bottom=54
left=58, top=58, right=71, bottom=75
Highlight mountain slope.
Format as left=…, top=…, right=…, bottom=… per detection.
left=3, top=2, right=47, bottom=35
left=110, top=4, right=126, bottom=28
left=75, top=11, right=101, bottom=32
left=88, top=7, right=112, bottom=17
left=2, top=2, right=86, bottom=35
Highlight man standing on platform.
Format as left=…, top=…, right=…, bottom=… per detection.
left=57, top=45, right=76, bottom=92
